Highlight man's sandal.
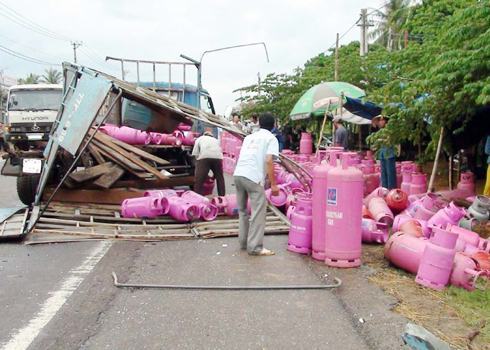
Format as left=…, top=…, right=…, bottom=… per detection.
left=249, top=248, right=275, bottom=256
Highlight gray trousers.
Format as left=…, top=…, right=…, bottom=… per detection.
left=234, top=176, right=267, bottom=253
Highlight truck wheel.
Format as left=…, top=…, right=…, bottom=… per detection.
left=16, top=175, right=40, bottom=205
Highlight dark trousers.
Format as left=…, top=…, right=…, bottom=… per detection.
left=381, top=157, right=397, bottom=189
left=194, top=158, right=226, bottom=196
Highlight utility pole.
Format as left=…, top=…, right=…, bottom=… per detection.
left=71, top=41, right=82, bottom=63
left=404, top=30, right=409, bottom=49
left=334, top=33, right=339, bottom=81
left=359, top=9, right=371, bottom=56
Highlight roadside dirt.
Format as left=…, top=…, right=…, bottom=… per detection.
left=363, top=245, right=489, bottom=350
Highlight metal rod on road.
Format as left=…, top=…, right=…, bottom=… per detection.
left=112, top=272, right=342, bottom=290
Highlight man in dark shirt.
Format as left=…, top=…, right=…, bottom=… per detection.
left=333, top=117, right=348, bottom=149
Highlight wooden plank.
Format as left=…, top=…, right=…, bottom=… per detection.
left=91, top=140, right=143, bottom=171
left=87, top=144, right=106, bottom=164
left=42, top=188, right=146, bottom=205
left=93, top=130, right=170, bottom=165
left=92, top=132, right=167, bottom=180
left=93, top=164, right=125, bottom=189
left=111, top=176, right=195, bottom=189
left=92, top=142, right=149, bottom=179
left=69, top=162, right=114, bottom=183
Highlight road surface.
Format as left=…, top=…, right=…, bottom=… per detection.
left=0, top=161, right=407, bottom=349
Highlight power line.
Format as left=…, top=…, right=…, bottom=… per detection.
left=324, top=17, right=361, bottom=53
left=0, top=33, right=63, bottom=61
left=0, top=1, right=71, bottom=42
left=0, top=44, right=60, bottom=66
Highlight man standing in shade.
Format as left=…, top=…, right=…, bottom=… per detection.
left=192, top=128, right=226, bottom=196
left=333, top=116, right=349, bottom=149
left=234, top=113, right=279, bottom=256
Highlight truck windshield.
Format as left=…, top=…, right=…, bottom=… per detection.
left=8, top=89, right=62, bottom=111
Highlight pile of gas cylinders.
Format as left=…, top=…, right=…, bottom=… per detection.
left=276, top=134, right=489, bottom=291
left=100, top=123, right=198, bottom=146
left=220, top=131, right=243, bottom=175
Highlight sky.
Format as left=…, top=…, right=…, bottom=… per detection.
left=0, top=0, right=383, bottom=114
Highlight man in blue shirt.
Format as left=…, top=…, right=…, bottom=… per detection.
left=373, top=116, right=397, bottom=189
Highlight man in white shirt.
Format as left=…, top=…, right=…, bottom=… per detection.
left=192, top=128, right=225, bottom=196
left=233, top=113, right=279, bottom=256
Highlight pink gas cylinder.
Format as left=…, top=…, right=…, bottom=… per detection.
left=385, top=189, right=409, bottom=214
left=445, top=223, right=482, bottom=251
left=121, top=196, right=165, bottom=218
left=181, top=131, right=196, bottom=146
left=361, top=219, right=388, bottom=244
left=365, top=150, right=374, bottom=160
left=149, top=132, right=163, bottom=145
left=415, top=227, right=458, bottom=290
left=406, top=193, right=443, bottom=221
left=427, top=202, right=466, bottom=228
left=401, top=171, right=412, bottom=195
left=410, top=173, right=427, bottom=195
left=450, top=252, right=484, bottom=291
left=399, top=219, right=425, bottom=238
left=265, top=184, right=290, bottom=207
left=311, top=152, right=338, bottom=261
left=201, top=177, right=215, bottom=196
left=211, top=194, right=250, bottom=216
left=172, top=130, right=185, bottom=146
left=456, top=171, right=475, bottom=195
left=368, top=197, right=394, bottom=226
left=324, top=153, right=364, bottom=268
left=384, top=232, right=428, bottom=274
left=178, top=122, right=192, bottom=131
left=363, top=187, right=389, bottom=206
left=299, top=132, right=313, bottom=155
left=181, top=190, right=218, bottom=221
left=393, top=214, right=431, bottom=237
left=396, top=163, right=402, bottom=188
left=164, top=196, right=200, bottom=222
left=288, top=192, right=313, bottom=254
left=104, top=125, right=151, bottom=145
left=362, top=163, right=379, bottom=196
left=281, top=149, right=295, bottom=156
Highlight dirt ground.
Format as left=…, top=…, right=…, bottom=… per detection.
left=363, top=244, right=490, bottom=350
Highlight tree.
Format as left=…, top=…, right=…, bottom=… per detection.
left=42, top=68, right=62, bottom=84
left=18, top=73, right=40, bottom=85
left=369, top=0, right=413, bottom=51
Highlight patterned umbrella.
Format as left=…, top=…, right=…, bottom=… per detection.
left=289, top=82, right=365, bottom=120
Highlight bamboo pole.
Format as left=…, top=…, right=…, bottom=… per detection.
left=316, top=102, right=330, bottom=152
left=428, top=127, right=444, bottom=192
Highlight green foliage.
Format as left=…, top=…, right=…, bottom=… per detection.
left=18, top=73, right=40, bottom=85
left=42, top=68, right=62, bottom=84
left=239, top=0, right=489, bottom=161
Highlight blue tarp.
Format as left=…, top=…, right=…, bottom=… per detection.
left=343, top=97, right=382, bottom=120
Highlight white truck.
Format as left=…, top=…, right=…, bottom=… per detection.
left=1, top=84, right=63, bottom=204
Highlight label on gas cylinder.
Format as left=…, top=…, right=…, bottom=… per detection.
left=327, top=187, right=337, bottom=205
left=326, top=211, right=343, bottom=219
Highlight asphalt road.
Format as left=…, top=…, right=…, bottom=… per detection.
left=0, top=162, right=407, bottom=350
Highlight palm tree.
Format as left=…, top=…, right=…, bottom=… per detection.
left=18, top=73, right=40, bottom=85
left=369, top=0, right=413, bottom=51
left=42, top=68, right=62, bottom=84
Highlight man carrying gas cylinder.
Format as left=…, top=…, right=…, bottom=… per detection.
left=234, top=113, right=279, bottom=256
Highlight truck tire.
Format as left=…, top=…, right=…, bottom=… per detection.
left=16, top=175, right=40, bottom=205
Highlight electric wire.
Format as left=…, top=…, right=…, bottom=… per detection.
left=0, top=44, right=60, bottom=66
left=0, top=1, right=71, bottom=42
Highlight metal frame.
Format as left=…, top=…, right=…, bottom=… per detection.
left=29, top=88, right=123, bottom=232
left=105, top=56, right=197, bottom=103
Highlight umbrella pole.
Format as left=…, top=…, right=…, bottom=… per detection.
left=316, top=102, right=330, bottom=153
left=428, top=127, right=444, bottom=192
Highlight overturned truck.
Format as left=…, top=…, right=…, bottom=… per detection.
left=0, top=63, right=306, bottom=242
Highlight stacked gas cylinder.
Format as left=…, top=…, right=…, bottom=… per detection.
left=220, top=131, right=243, bottom=175
left=100, top=122, right=198, bottom=146
left=121, top=188, right=218, bottom=222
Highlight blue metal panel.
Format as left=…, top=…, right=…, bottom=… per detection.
left=54, top=74, right=112, bottom=155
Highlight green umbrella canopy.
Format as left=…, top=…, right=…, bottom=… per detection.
left=290, top=82, right=365, bottom=120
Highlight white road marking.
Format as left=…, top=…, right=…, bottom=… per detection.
left=1, top=241, right=112, bottom=350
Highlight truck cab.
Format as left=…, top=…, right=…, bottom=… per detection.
left=4, top=84, right=63, bottom=146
